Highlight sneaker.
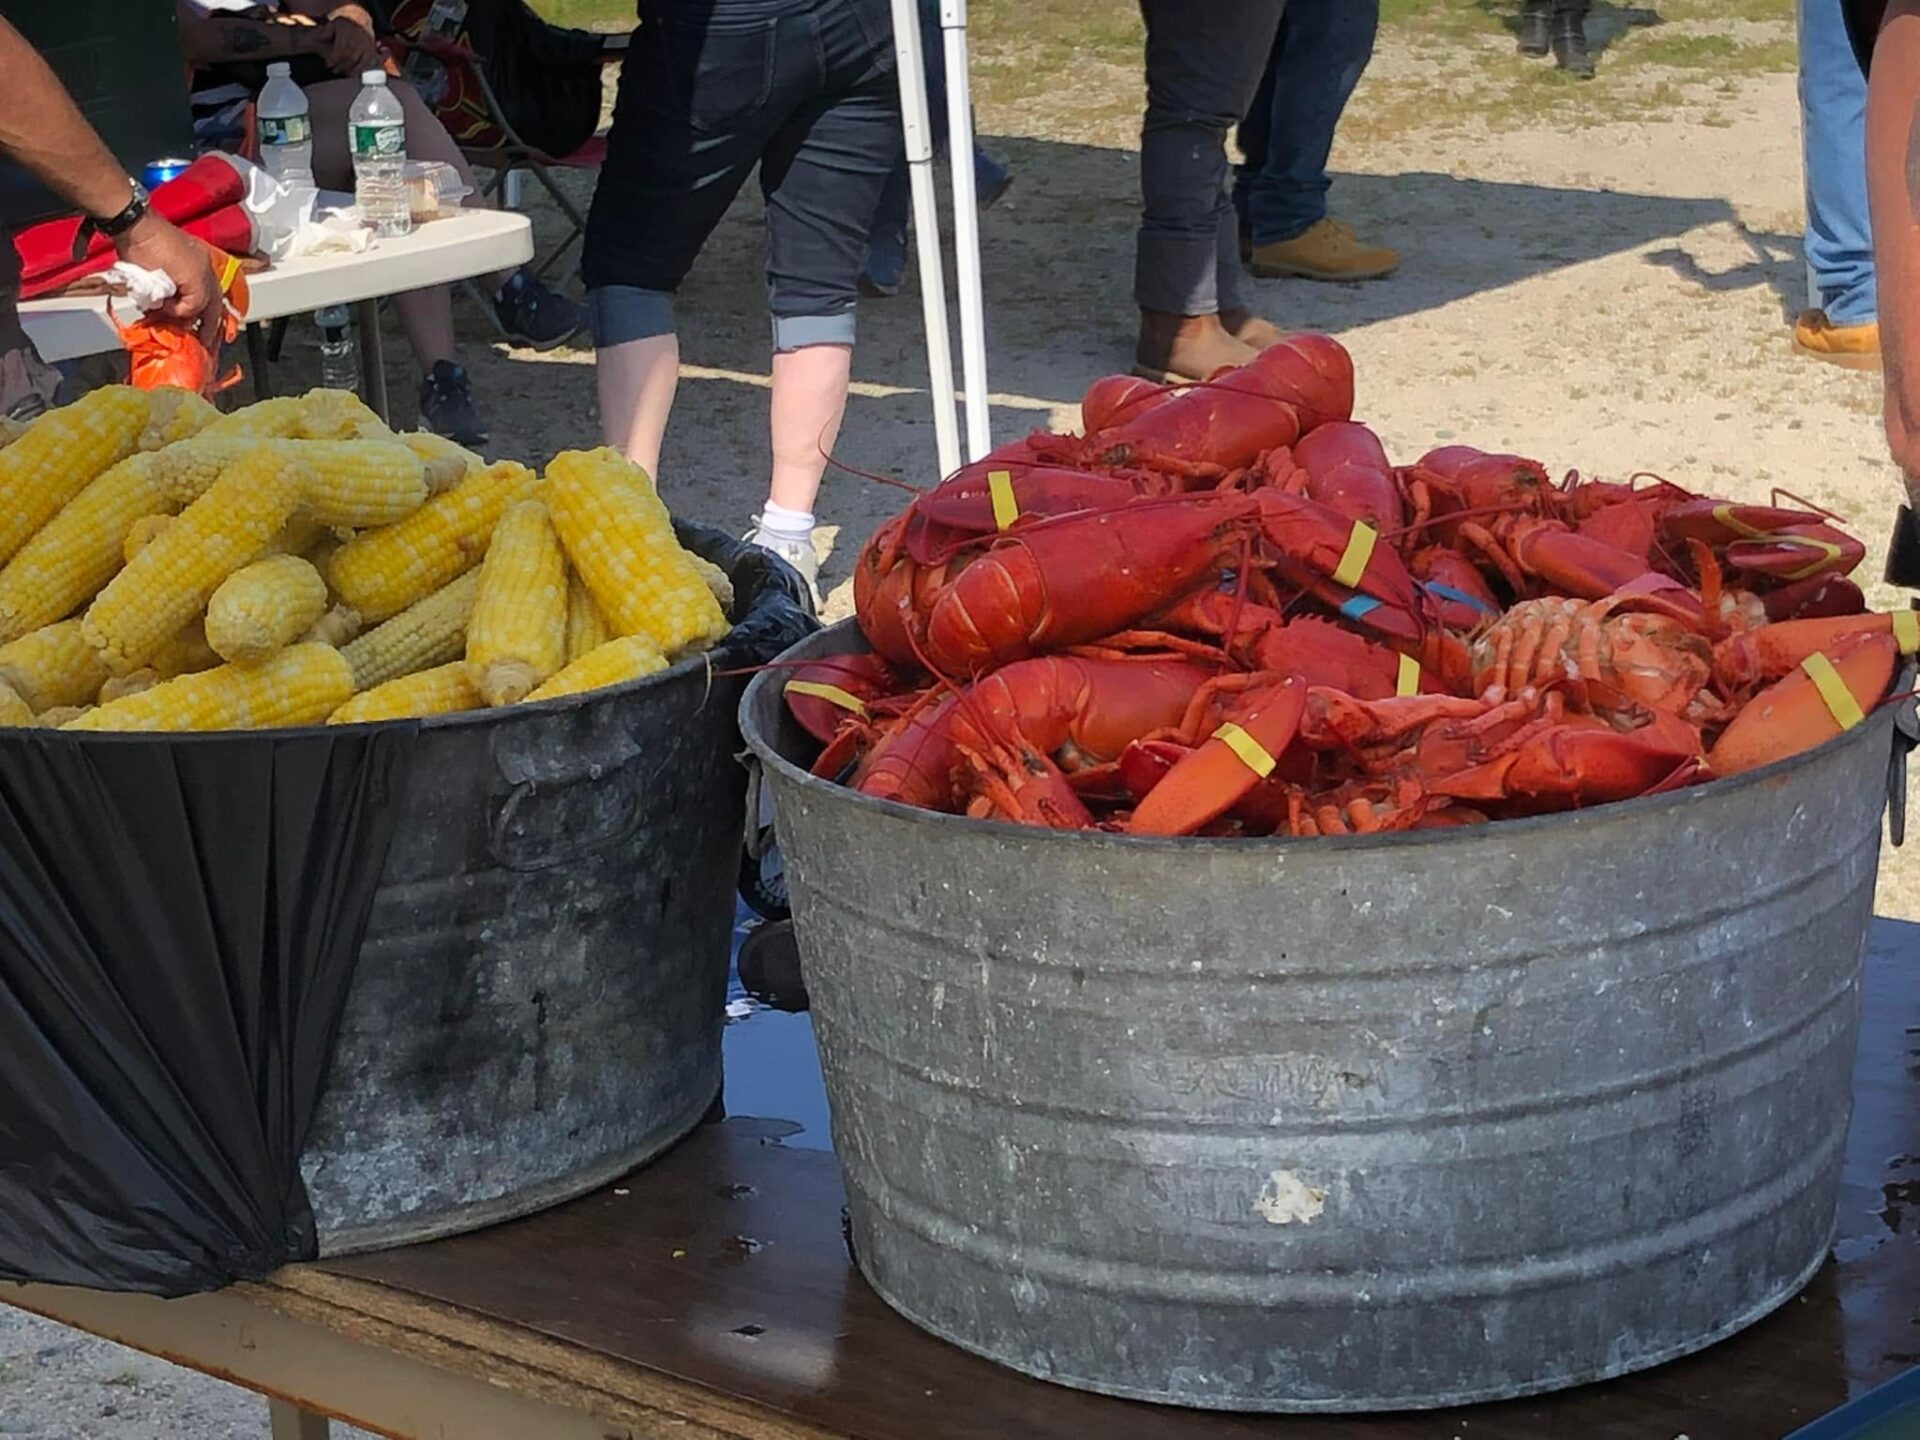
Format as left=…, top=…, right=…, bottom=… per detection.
left=860, top=228, right=908, bottom=298
left=1249, top=218, right=1400, bottom=282
left=744, top=524, right=821, bottom=607
left=419, top=361, right=490, bottom=446
left=975, top=149, right=1013, bottom=211
left=491, top=266, right=587, bottom=351
left=1793, top=308, right=1880, bottom=371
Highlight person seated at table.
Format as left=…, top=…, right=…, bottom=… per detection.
left=174, top=0, right=587, bottom=444
left=584, top=0, right=901, bottom=600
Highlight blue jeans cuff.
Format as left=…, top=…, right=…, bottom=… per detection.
left=588, top=286, right=676, bottom=347
left=772, top=312, right=857, bottom=351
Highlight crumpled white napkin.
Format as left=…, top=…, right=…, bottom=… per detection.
left=100, top=262, right=176, bottom=311
left=232, top=156, right=373, bottom=259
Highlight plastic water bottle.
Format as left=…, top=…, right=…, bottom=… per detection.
left=348, top=71, right=411, bottom=238
left=256, top=62, right=314, bottom=189
left=402, top=0, right=468, bottom=108
left=315, top=306, right=358, bottom=394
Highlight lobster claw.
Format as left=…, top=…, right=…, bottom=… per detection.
left=1127, top=676, right=1306, bottom=836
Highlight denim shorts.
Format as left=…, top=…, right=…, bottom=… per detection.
left=583, top=0, right=902, bottom=351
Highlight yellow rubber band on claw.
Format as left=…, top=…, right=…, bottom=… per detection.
left=988, top=469, right=1019, bottom=531
left=1774, top=535, right=1845, bottom=582
left=1710, top=502, right=1765, bottom=539
left=1212, top=721, right=1277, bottom=778
left=1801, top=652, right=1865, bottom=732
left=786, top=680, right=868, bottom=716
left=1331, top=521, right=1378, bottom=590
left=1894, top=609, right=1920, bottom=656
left=1396, top=653, right=1420, bottom=697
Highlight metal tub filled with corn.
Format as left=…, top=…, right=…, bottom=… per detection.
left=0, top=383, right=801, bottom=1255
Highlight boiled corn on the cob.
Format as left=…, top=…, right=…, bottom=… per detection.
left=149, top=618, right=220, bottom=679
left=139, top=388, right=219, bottom=451
left=466, top=499, right=567, bottom=705
left=327, top=459, right=538, bottom=621
left=122, top=512, right=174, bottom=563
left=400, top=431, right=482, bottom=493
left=688, top=554, right=734, bottom=613
left=0, top=385, right=154, bottom=567
left=278, top=438, right=428, bottom=527
left=70, top=643, right=354, bottom=731
left=340, top=568, right=481, bottom=690
left=0, top=620, right=109, bottom=711
left=84, top=445, right=305, bottom=674
left=149, top=433, right=266, bottom=505
left=98, top=670, right=157, bottom=704
left=206, top=554, right=330, bottom=663
left=0, top=680, right=33, bottom=728
left=197, top=394, right=307, bottom=441
left=564, top=572, right=612, bottom=662
left=546, top=449, right=727, bottom=656
left=297, top=388, right=390, bottom=441
left=328, top=661, right=482, bottom=724
left=0, top=452, right=176, bottom=641
left=526, top=635, right=669, bottom=702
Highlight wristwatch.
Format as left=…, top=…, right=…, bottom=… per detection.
left=70, top=177, right=150, bottom=260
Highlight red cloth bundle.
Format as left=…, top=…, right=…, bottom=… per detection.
left=13, top=155, right=255, bottom=299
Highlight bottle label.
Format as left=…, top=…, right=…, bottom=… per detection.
left=259, top=114, right=311, bottom=147
left=350, top=119, right=405, bottom=160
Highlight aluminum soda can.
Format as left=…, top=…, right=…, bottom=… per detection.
left=142, top=157, right=193, bottom=189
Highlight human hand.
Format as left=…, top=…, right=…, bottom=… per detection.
left=114, top=214, right=222, bottom=348
left=317, top=16, right=383, bottom=77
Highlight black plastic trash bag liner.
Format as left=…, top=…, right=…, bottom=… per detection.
left=0, top=521, right=812, bottom=1296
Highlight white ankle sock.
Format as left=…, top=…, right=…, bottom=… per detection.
left=756, top=500, right=815, bottom=547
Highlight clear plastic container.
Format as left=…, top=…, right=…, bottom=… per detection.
left=257, top=62, right=315, bottom=189
left=348, top=71, right=411, bottom=239
left=403, top=160, right=471, bottom=222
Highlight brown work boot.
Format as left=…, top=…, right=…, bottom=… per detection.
left=1134, top=310, right=1259, bottom=383
left=1221, top=308, right=1285, bottom=351
left=1793, top=308, right=1880, bottom=371
left=1249, top=218, right=1400, bottom=282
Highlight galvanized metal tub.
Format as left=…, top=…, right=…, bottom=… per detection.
left=301, top=533, right=810, bottom=1255
left=741, top=621, right=1893, bottom=1412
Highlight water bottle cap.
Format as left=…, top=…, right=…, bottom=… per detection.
left=267, top=62, right=291, bottom=77
left=362, top=70, right=388, bottom=85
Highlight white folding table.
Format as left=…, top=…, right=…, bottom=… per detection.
left=16, top=200, right=533, bottom=422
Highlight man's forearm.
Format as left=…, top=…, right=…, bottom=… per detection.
left=1867, top=2, right=1920, bottom=495
left=174, top=10, right=329, bottom=67
left=0, top=19, right=139, bottom=220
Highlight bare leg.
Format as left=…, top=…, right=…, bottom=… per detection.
left=597, top=334, right=679, bottom=476
left=768, top=344, right=851, bottom=513
left=304, top=78, right=506, bottom=370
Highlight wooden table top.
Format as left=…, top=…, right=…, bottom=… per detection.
left=309, top=919, right=1920, bottom=1440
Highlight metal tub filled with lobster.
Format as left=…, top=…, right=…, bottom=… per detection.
left=742, top=334, right=1904, bottom=1410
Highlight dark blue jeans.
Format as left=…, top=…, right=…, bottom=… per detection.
left=583, top=0, right=903, bottom=351
left=1232, top=0, right=1379, bottom=248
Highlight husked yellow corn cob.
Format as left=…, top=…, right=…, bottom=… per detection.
left=206, top=554, right=329, bottom=663
left=339, top=568, right=481, bottom=689
left=150, top=618, right=220, bottom=679
left=83, top=445, right=305, bottom=674
left=688, top=554, right=734, bottom=613
left=302, top=603, right=362, bottom=648
left=546, top=449, right=728, bottom=656
left=526, top=635, right=668, bottom=703
left=0, top=620, right=109, bottom=711
left=0, top=453, right=176, bottom=641
left=122, top=512, right=174, bottom=563
left=400, top=431, right=482, bottom=493
left=327, top=459, right=538, bottom=622
left=466, top=499, right=567, bottom=705
left=565, top=572, right=611, bottom=661
left=297, top=388, right=391, bottom=441
left=198, top=395, right=307, bottom=441
left=98, top=670, right=157, bottom=704
left=0, top=386, right=153, bottom=567
left=0, top=679, right=34, bottom=727
left=328, top=661, right=483, bottom=724
left=276, top=438, right=427, bottom=527
left=139, top=388, right=219, bottom=451
left=149, top=433, right=265, bottom=505
left=69, top=643, right=354, bottom=731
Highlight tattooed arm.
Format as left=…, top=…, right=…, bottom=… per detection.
left=1868, top=1, right=1920, bottom=503
left=172, top=1, right=333, bottom=67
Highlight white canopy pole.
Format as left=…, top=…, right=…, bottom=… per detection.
left=939, top=0, right=992, bottom=461
left=890, top=0, right=962, bottom=479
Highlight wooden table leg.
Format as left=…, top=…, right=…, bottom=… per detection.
left=268, top=1398, right=330, bottom=1440
left=353, top=298, right=390, bottom=425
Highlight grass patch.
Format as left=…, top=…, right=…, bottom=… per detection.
left=527, top=0, right=633, bottom=28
